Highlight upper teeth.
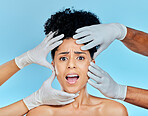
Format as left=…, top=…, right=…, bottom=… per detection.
left=67, top=75, right=78, bottom=77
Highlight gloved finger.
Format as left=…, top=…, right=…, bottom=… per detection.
left=75, top=26, right=90, bottom=33
left=57, top=93, right=79, bottom=101
left=47, top=40, right=63, bottom=51
left=43, top=71, right=56, bottom=85
left=41, top=60, right=54, bottom=71
left=58, top=99, right=75, bottom=105
left=90, top=62, right=104, bottom=73
left=93, top=45, right=107, bottom=59
left=76, top=91, right=80, bottom=95
left=87, top=71, right=102, bottom=83
left=48, top=34, right=64, bottom=46
left=56, top=90, right=79, bottom=99
left=58, top=97, right=77, bottom=102
left=44, top=31, right=56, bottom=43
left=76, top=36, right=93, bottom=44
left=42, top=31, right=52, bottom=43
left=73, top=31, right=91, bottom=39
left=88, top=65, right=103, bottom=77
left=87, top=79, right=99, bottom=89
left=81, top=41, right=98, bottom=50
left=46, top=31, right=53, bottom=37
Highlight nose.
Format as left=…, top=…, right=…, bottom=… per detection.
left=67, top=57, right=76, bottom=69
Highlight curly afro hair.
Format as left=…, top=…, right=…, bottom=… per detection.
left=44, top=8, right=101, bottom=59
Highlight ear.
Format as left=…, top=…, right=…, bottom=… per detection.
left=91, top=59, right=95, bottom=63
left=51, top=61, right=54, bottom=67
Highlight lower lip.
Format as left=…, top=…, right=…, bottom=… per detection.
left=66, top=77, right=79, bottom=84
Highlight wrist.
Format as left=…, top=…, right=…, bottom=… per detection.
left=115, top=84, right=127, bottom=100
left=15, top=52, right=33, bottom=69
left=112, top=23, right=127, bottom=40
left=23, top=92, right=41, bottom=110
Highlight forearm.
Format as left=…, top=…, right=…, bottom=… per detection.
left=121, top=27, right=148, bottom=56
left=124, top=86, right=148, bottom=109
left=0, top=59, right=20, bottom=86
left=0, top=100, right=29, bottom=116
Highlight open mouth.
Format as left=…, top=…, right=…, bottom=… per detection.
left=66, top=73, right=79, bottom=84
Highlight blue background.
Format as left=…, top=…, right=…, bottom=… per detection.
left=0, top=0, right=148, bottom=115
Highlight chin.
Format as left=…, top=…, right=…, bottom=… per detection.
left=64, top=86, right=81, bottom=94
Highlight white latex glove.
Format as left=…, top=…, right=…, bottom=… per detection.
left=15, top=31, right=64, bottom=70
left=73, top=23, right=127, bottom=59
left=23, top=71, right=79, bottom=110
left=87, top=62, right=127, bottom=100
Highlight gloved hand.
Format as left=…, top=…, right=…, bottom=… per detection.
left=73, top=23, right=127, bottom=59
left=15, top=31, right=64, bottom=70
left=87, top=62, right=127, bottom=100
left=23, top=70, right=79, bottom=110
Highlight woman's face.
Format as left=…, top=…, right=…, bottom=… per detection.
left=52, top=38, right=94, bottom=93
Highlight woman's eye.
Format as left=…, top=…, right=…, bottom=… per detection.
left=77, top=56, right=85, bottom=60
left=59, top=57, right=67, bottom=61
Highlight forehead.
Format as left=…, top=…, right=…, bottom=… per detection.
left=56, top=38, right=89, bottom=54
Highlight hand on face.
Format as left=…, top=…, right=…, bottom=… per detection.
left=15, top=31, right=64, bottom=70
left=52, top=38, right=94, bottom=93
left=87, top=62, right=127, bottom=100
left=23, top=69, right=79, bottom=110
left=73, top=23, right=127, bottom=59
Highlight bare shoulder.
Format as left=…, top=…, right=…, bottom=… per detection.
left=26, top=105, right=54, bottom=116
left=102, top=99, right=128, bottom=116
left=90, top=95, right=128, bottom=116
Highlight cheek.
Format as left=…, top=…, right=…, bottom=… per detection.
left=78, top=62, right=89, bottom=70
left=78, top=60, right=90, bottom=78
left=54, top=62, right=66, bottom=80
left=54, top=60, right=64, bottom=76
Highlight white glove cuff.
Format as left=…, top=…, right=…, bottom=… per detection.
left=15, top=52, right=32, bottom=69
left=116, top=23, right=127, bottom=40
left=116, top=85, right=127, bottom=100
left=23, top=92, right=41, bottom=110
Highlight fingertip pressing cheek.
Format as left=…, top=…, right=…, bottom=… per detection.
left=51, top=61, right=59, bottom=76
left=49, top=38, right=96, bottom=93
left=54, top=64, right=59, bottom=76
left=87, top=59, right=95, bottom=79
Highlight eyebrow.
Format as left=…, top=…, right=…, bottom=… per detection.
left=58, top=51, right=86, bottom=55
left=74, top=51, right=86, bottom=54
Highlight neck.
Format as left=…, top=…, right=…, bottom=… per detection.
left=70, top=85, right=90, bottom=108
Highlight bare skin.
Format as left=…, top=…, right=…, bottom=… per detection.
left=27, top=38, right=128, bottom=116
left=0, top=27, right=148, bottom=115
left=0, top=100, right=28, bottom=116
left=0, top=60, right=29, bottom=116
left=122, top=27, right=148, bottom=56
left=125, top=86, right=148, bottom=109
left=27, top=86, right=128, bottom=116
left=0, top=59, right=20, bottom=86
left=120, top=28, right=148, bottom=109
